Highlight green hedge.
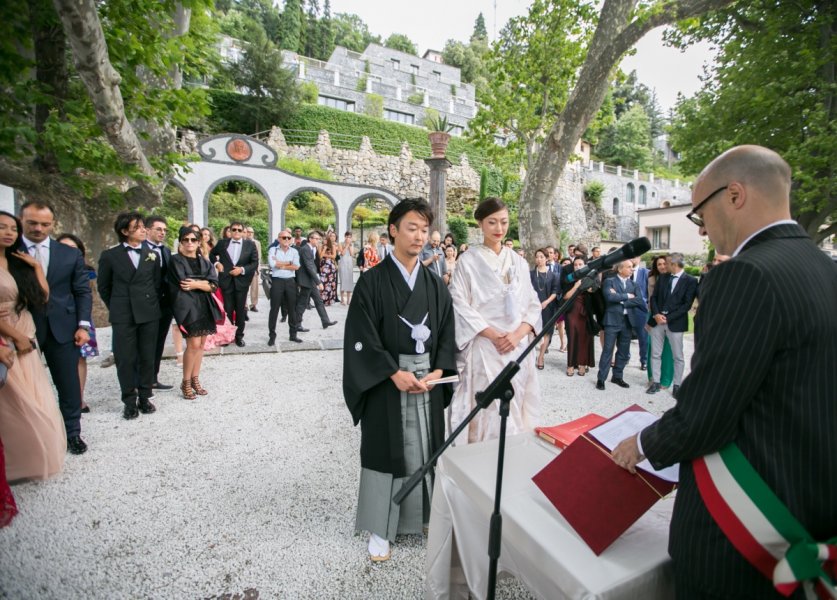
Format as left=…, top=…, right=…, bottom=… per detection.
left=278, top=104, right=485, bottom=167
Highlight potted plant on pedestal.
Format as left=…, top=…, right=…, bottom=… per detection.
left=426, top=114, right=454, bottom=158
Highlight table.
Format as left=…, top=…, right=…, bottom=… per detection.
left=425, top=434, right=675, bottom=600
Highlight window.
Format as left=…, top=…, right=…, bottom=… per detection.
left=391, top=59, right=400, bottom=71
left=432, top=70, right=442, bottom=81
left=449, top=125, right=464, bottom=136
left=384, top=109, right=415, bottom=125
left=648, top=226, right=671, bottom=250
left=612, top=198, right=620, bottom=215
left=318, top=96, right=355, bottom=112
left=626, top=182, right=635, bottom=203
left=639, top=185, right=647, bottom=205
left=410, top=64, right=419, bottom=76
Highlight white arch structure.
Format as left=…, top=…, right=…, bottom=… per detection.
left=174, top=134, right=400, bottom=237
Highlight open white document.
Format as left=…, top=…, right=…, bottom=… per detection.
left=588, top=411, right=680, bottom=483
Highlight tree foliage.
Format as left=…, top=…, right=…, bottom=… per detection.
left=467, top=0, right=597, bottom=169
left=472, top=12, right=488, bottom=42
left=441, top=37, right=490, bottom=99
left=595, top=103, right=653, bottom=170
left=383, top=33, right=418, bottom=56
left=332, top=13, right=380, bottom=53
left=667, top=0, right=836, bottom=242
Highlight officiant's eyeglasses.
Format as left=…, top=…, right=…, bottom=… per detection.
left=687, top=185, right=727, bottom=227
left=181, top=237, right=198, bottom=243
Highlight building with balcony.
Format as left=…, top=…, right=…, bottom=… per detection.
left=281, top=43, right=477, bottom=133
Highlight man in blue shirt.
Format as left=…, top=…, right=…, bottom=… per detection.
left=267, top=229, right=302, bottom=345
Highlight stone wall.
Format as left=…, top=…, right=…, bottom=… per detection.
left=266, top=127, right=480, bottom=200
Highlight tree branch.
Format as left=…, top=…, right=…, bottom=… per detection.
left=51, top=0, right=159, bottom=201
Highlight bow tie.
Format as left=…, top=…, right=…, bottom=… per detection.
left=126, top=246, right=142, bottom=253
left=231, top=241, right=241, bottom=244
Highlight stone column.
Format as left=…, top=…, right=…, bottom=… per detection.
left=424, top=157, right=451, bottom=233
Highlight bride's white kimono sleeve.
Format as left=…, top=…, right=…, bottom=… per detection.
left=447, top=249, right=542, bottom=445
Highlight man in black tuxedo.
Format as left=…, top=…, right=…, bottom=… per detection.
left=144, top=216, right=173, bottom=391
left=20, top=201, right=93, bottom=454
left=647, top=252, right=698, bottom=396
left=613, top=146, right=837, bottom=599
left=596, top=260, right=645, bottom=390
left=98, top=212, right=162, bottom=420
left=210, top=221, right=258, bottom=347
left=295, top=230, right=336, bottom=333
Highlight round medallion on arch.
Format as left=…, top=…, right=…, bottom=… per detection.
left=226, top=137, right=252, bottom=162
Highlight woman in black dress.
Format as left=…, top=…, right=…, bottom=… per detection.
left=562, top=256, right=599, bottom=376
left=529, top=248, right=559, bottom=370
left=168, top=227, right=223, bottom=399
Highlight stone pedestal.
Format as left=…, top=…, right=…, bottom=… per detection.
left=424, top=157, right=451, bottom=233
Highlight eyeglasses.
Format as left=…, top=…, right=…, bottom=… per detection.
left=279, top=236, right=291, bottom=240
left=181, top=237, right=198, bottom=243
left=687, top=185, right=727, bottom=227
left=230, top=227, right=243, bottom=232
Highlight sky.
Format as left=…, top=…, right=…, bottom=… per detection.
left=327, top=0, right=715, bottom=112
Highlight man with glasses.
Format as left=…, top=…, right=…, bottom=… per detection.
left=295, top=230, right=337, bottom=332
left=98, top=212, right=162, bottom=420
left=267, top=230, right=302, bottom=345
left=210, top=221, right=258, bottom=347
left=613, top=145, right=837, bottom=599
left=144, top=216, right=174, bottom=391
left=244, top=226, right=262, bottom=313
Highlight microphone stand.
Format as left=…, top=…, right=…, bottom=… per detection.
left=393, top=268, right=600, bottom=600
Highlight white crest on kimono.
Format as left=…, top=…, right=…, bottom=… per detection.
left=354, top=342, right=363, bottom=351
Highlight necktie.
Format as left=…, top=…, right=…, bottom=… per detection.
left=31, top=244, right=48, bottom=272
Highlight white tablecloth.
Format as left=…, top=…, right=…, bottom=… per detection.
left=425, top=434, right=675, bottom=600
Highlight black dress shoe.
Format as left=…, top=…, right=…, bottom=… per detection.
left=297, top=327, right=309, bottom=333
left=67, top=436, right=88, bottom=455
left=80, top=405, right=91, bottom=414
left=672, top=384, right=681, bottom=398
left=250, top=306, right=259, bottom=312
left=267, top=334, right=276, bottom=347
left=245, top=314, right=249, bottom=321
left=280, top=315, right=287, bottom=323
left=152, top=381, right=174, bottom=391
left=138, top=399, right=156, bottom=414
left=322, top=320, right=338, bottom=329
left=640, top=363, right=647, bottom=371
left=123, top=404, right=139, bottom=420
left=646, top=382, right=661, bottom=394
left=289, top=336, right=303, bottom=343
left=596, top=379, right=605, bottom=391
left=235, top=338, right=246, bottom=347
left=611, top=378, right=630, bottom=388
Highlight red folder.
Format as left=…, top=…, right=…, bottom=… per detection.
left=535, top=413, right=607, bottom=449
left=532, top=404, right=676, bottom=555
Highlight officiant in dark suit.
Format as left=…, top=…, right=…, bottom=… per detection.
left=20, top=201, right=93, bottom=454
left=613, top=145, right=837, bottom=599
left=144, top=215, right=173, bottom=390
left=210, top=221, right=258, bottom=347
left=98, top=212, right=162, bottom=420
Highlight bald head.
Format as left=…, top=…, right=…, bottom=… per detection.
left=692, top=145, right=793, bottom=256
left=698, top=145, right=792, bottom=207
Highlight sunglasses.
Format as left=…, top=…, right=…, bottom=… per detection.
left=280, top=236, right=292, bottom=240
left=181, top=237, right=198, bottom=243
left=230, top=227, right=243, bottom=232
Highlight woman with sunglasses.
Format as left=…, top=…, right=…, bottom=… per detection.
left=168, top=227, right=223, bottom=399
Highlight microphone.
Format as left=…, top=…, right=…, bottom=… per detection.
left=566, top=237, right=651, bottom=282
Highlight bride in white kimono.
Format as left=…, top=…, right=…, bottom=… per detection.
left=448, top=198, right=542, bottom=444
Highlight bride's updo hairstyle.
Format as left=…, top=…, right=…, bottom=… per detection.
left=473, top=197, right=508, bottom=222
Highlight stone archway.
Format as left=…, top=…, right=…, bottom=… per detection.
left=280, top=186, right=338, bottom=233
left=175, top=134, right=401, bottom=240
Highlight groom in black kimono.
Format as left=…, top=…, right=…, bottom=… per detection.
left=343, top=197, right=456, bottom=562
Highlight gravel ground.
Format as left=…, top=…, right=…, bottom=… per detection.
left=0, top=296, right=687, bottom=599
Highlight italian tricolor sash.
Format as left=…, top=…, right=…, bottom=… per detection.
left=693, top=444, right=837, bottom=599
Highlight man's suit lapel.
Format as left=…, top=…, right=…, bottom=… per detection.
left=740, top=222, right=807, bottom=255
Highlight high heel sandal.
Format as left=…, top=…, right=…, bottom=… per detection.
left=536, top=359, right=545, bottom=370
left=578, top=366, right=587, bottom=376
left=566, top=367, right=575, bottom=377
left=191, top=376, right=208, bottom=396
left=181, top=380, right=196, bottom=400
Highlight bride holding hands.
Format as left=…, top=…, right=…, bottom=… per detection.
left=447, top=198, right=542, bottom=445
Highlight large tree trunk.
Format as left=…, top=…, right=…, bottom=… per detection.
left=51, top=0, right=160, bottom=203
left=519, top=0, right=738, bottom=252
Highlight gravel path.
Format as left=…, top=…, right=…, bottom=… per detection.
left=0, top=296, right=687, bottom=599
